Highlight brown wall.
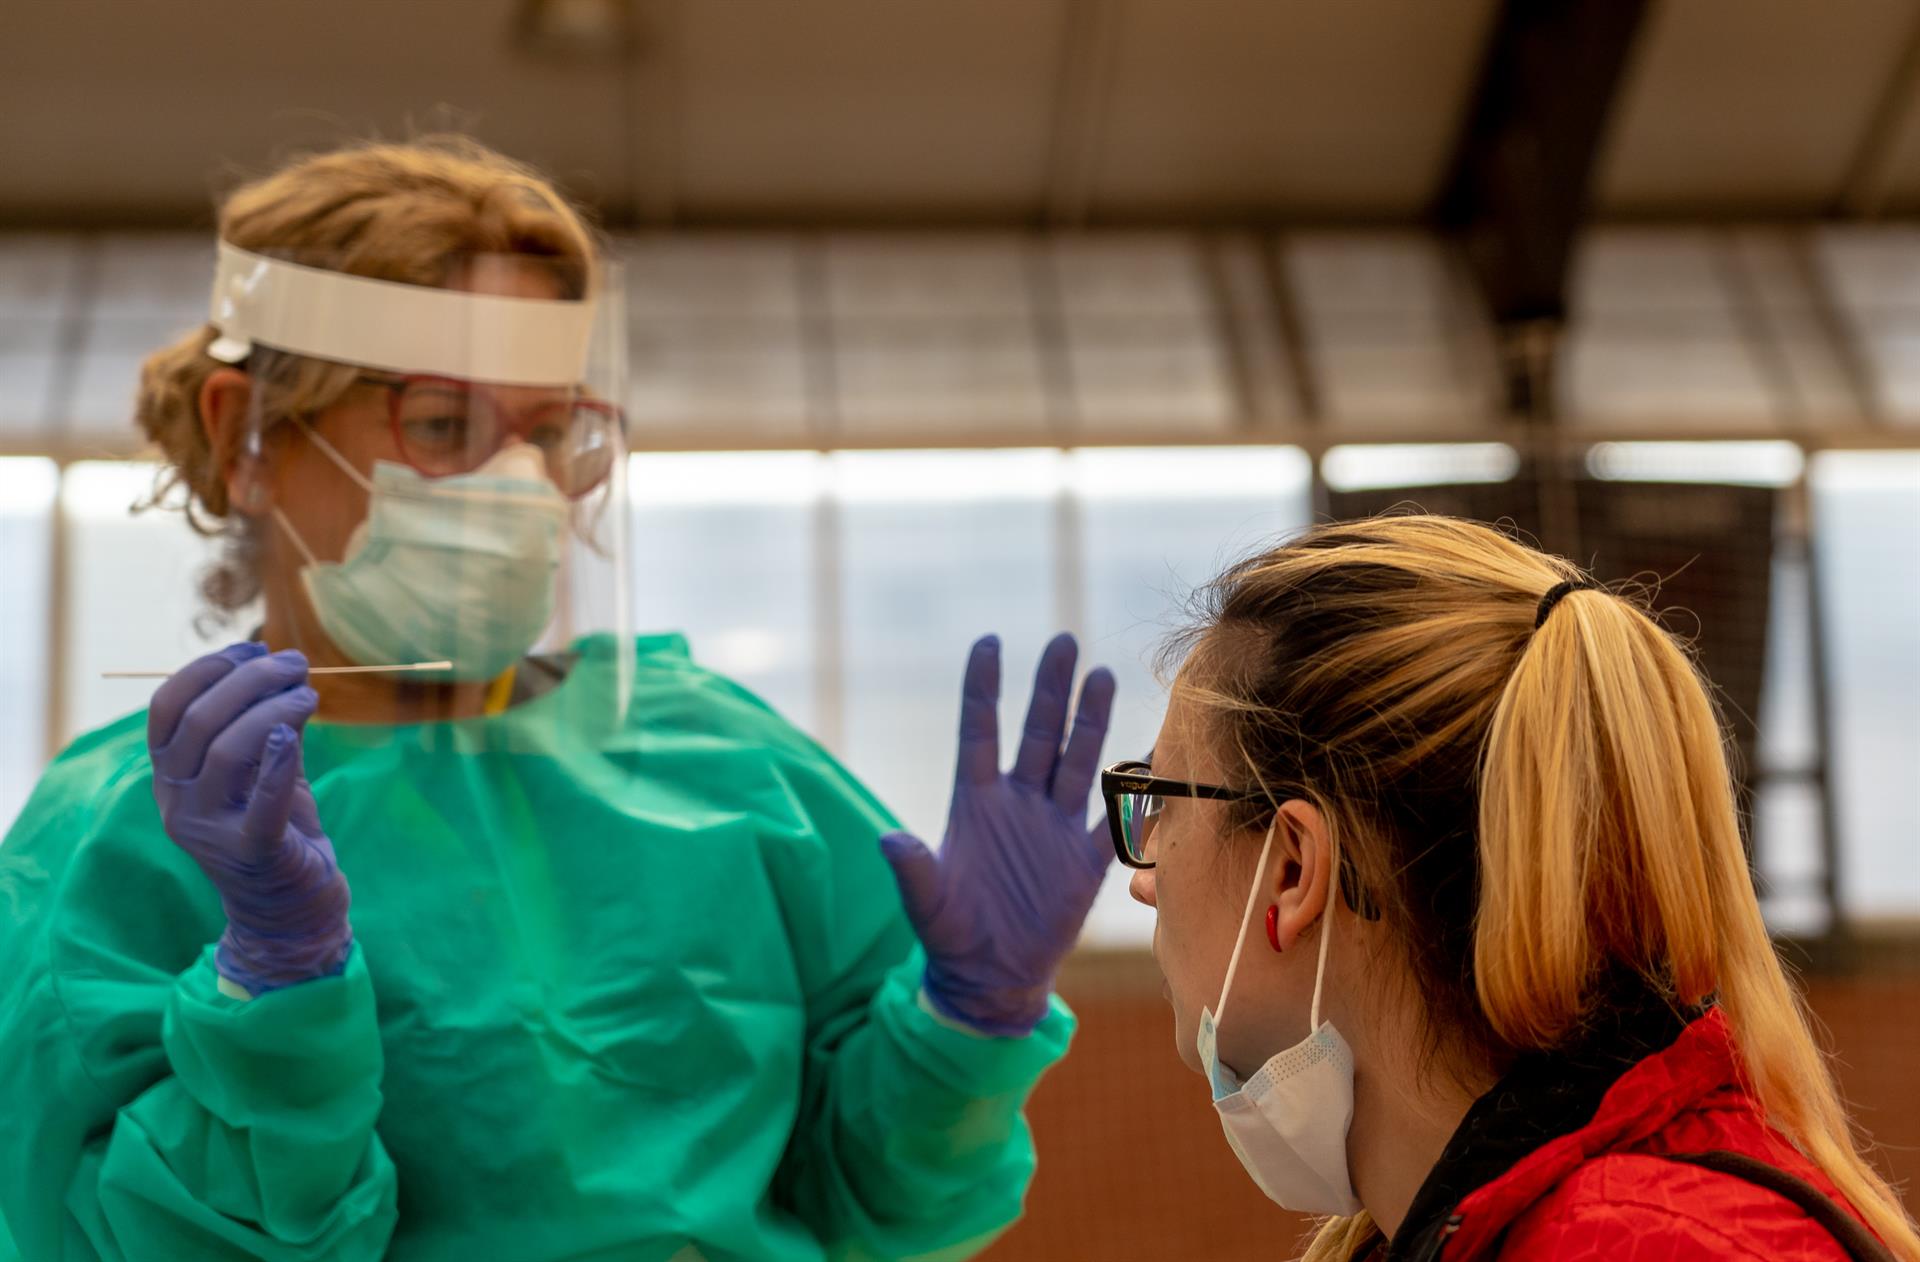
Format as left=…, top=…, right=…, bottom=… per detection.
left=981, top=953, right=1920, bottom=1261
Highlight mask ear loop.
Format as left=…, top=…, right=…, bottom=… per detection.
left=1213, top=818, right=1277, bottom=1032
left=1309, top=834, right=1341, bottom=1032
left=271, top=506, right=320, bottom=568
left=296, top=417, right=377, bottom=495
left=264, top=421, right=372, bottom=569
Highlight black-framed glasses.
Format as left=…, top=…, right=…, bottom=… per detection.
left=1101, top=759, right=1264, bottom=871
left=1101, top=758, right=1382, bottom=919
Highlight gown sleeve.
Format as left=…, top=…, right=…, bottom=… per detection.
left=0, top=749, right=398, bottom=1262
left=752, top=722, right=1075, bottom=1262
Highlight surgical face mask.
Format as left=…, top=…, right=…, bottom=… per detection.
left=275, top=428, right=570, bottom=682
left=1196, top=822, right=1364, bottom=1216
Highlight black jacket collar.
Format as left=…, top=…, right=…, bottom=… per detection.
left=1382, top=982, right=1701, bottom=1262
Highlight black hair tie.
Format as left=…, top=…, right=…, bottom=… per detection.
left=1535, top=579, right=1602, bottom=628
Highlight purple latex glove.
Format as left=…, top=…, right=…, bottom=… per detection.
left=148, top=642, right=352, bottom=995
left=879, top=633, right=1117, bottom=1038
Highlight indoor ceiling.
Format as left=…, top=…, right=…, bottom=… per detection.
left=2, top=0, right=1917, bottom=227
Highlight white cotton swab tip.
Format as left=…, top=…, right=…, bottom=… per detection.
left=101, top=661, right=454, bottom=679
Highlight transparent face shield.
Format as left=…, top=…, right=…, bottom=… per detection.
left=208, top=243, right=631, bottom=732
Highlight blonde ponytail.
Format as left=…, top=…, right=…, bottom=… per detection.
left=1169, top=514, right=1919, bottom=1260
left=1481, top=584, right=1918, bottom=1258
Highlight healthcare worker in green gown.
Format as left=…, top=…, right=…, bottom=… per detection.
left=0, top=138, right=1119, bottom=1262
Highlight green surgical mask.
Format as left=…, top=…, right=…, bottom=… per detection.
left=276, top=432, right=569, bottom=682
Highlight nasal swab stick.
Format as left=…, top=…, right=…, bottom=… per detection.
left=101, top=661, right=453, bottom=679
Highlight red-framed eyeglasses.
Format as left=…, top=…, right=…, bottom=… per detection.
left=357, top=373, right=625, bottom=500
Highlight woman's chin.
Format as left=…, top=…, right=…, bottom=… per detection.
left=1171, top=1009, right=1202, bottom=1074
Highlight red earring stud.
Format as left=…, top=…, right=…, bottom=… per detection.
left=1265, top=904, right=1284, bottom=953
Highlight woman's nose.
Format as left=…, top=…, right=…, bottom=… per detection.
left=1129, top=867, right=1158, bottom=908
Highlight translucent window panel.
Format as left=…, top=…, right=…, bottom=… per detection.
left=0, top=316, right=60, bottom=438
left=1753, top=779, right=1830, bottom=937
left=1053, top=237, right=1213, bottom=317
left=1730, top=230, right=1861, bottom=422
left=90, top=235, right=216, bottom=318
left=1071, top=446, right=1313, bottom=946
left=66, top=315, right=191, bottom=440
left=833, top=328, right=1050, bottom=435
left=1210, top=234, right=1303, bottom=423
left=619, top=235, right=804, bottom=324
left=0, top=459, right=56, bottom=834
left=835, top=450, right=1063, bottom=841
left=1810, top=451, right=1920, bottom=916
left=619, top=236, right=813, bottom=441
left=1061, top=331, right=1235, bottom=435
left=0, top=234, right=81, bottom=314
left=1583, top=440, right=1805, bottom=487
left=1283, top=232, right=1491, bottom=425
left=1053, top=237, right=1236, bottom=434
left=828, top=237, right=1049, bottom=437
left=1812, top=226, right=1920, bottom=423
left=1322, top=442, right=1520, bottom=491
left=0, top=236, right=81, bottom=440
left=60, top=462, right=235, bottom=746
left=626, top=333, right=812, bottom=438
left=65, top=237, right=217, bottom=442
left=1753, top=540, right=1819, bottom=774
left=627, top=452, right=823, bottom=731
left=825, top=235, right=1034, bottom=321
left=1561, top=231, right=1779, bottom=427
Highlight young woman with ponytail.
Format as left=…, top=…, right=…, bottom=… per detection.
left=1110, top=514, right=1917, bottom=1260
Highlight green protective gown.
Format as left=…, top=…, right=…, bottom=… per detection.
left=0, top=633, right=1073, bottom=1262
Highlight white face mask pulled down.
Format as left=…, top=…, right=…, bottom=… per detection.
left=1196, top=821, right=1365, bottom=1216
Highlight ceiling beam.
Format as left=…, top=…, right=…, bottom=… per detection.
left=1042, top=0, right=1123, bottom=227
left=1835, top=3, right=1920, bottom=220
left=1434, top=0, right=1652, bottom=418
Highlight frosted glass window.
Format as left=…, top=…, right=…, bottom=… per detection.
left=1753, top=780, right=1830, bottom=936
left=67, top=315, right=185, bottom=440
left=627, top=452, right=823, bottom=731
left=826, top=236, right=1033, bottom=321
left=835, top=450, right=1063, bottom=840
left=1731, top=231, right=1860, bottom=422
left=1051, top=236, right=1235, bottom=435
left=67, top=238, right=218, bottom=442
left=0, top=237, right=78, bottom=439
left=626, top=338, right=812, bottom=438
left=60, top=462, right=234, bottom=746
left=620, top=236, right=812, bottom=441
left=1323, top=443, right=1520, bottom=491
left=827, top=238, right=1048, bottom=437
left=1815, top=226, right=1920, bottom=423
left=0, top=459, right=57, bottom=834
left=1810, top=451, right=1920, bottom=915
left=0, top=235, right=81, bottom=314
left=1562, top=231, right=1778, bottom=428
left=1072, top=446, right=1313, bottom=945
left=0, top=316, right=60, bottom=438
left=90, top=236, right=216, bottom=316
left=1284, top=233, right=1490, bottom=425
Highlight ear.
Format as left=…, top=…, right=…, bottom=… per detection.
left=197, top=368, right=268, bottom=517
left=1265, top=799, right=1332, bottom=952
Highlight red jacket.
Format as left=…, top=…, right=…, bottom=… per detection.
left=1381, top=1000, right=1887, bottom=1261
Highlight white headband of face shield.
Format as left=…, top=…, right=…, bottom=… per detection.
left=204, top=241, right=597, bottom=387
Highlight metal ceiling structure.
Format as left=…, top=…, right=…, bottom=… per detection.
left=2, top=0, right=1918, bottom=227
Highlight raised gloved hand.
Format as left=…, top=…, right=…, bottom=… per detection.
left=148, top=642, right=352, bottom=996
left=879, top=633, right=1117, bottom=1038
